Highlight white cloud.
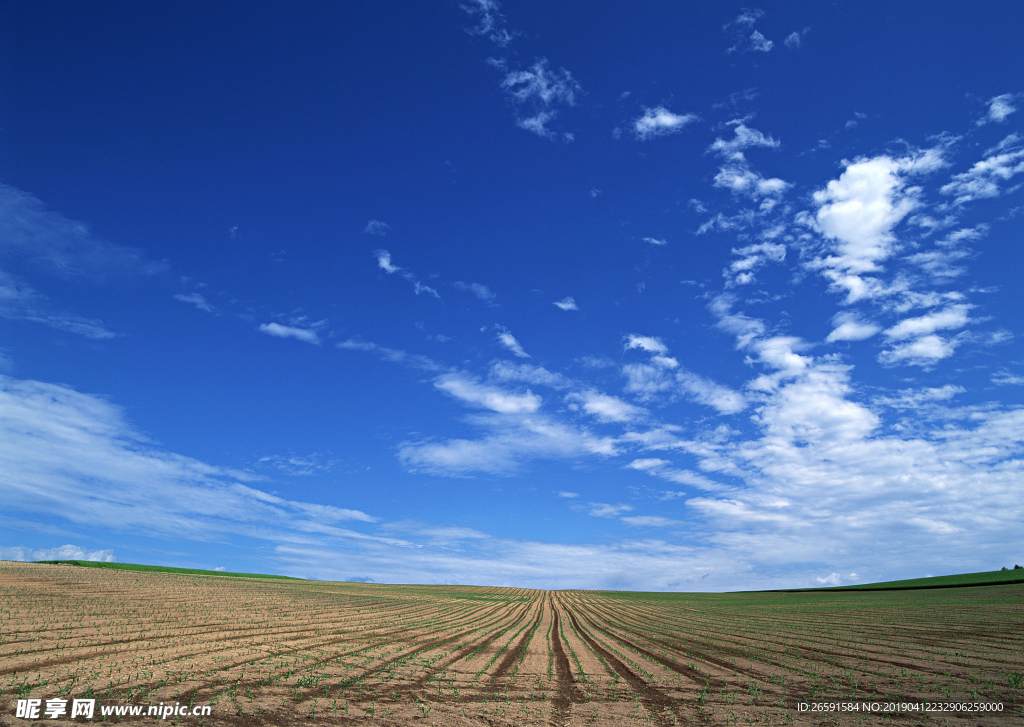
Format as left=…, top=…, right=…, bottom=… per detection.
left=726, top=241, right=786, bottom=285
left=375, top=249, right=400, bottom=273
left=338, top=338, right=444, bottom=372
left=374, top=250, right=440, bottom=298
left=0, top=183, right=167, bottom=279
left=642, top=237, right=668, bottom=246
left=413, top=281, right=440, bottom=297
left=258, top=322, right=321, bottom=345
left=0, top=544, right=115, bottom=562
left=462, top=0, right=514, bottom=47
left=627, top=457, right=726, bottom=493
left=0, top=270, right=116, bottom=339
left=803, top=150, right=947, bottom=303
left=878, top=334, right=959, bottom=367
left=883, top=304, right=972, bottom=341
left=746, top=31, right=773, bottom=52
left=488, top=361, right=570, bottom=389
left=434, top=372, right=541, bottom=414
left=624, top=334, right=668, bottom=355
left=454, top=281, right=496, bottom=301
left=364, top=219, right=390, bottom=235
left=398, top=412, right=617, bottom=476
left=556, top=491, right=579, bottom=498
left=498, top=58, right=581, bottom=140
left=553, top=296, right=578, bottom=311
left=992, top=370, right=1024, bottom=386
left=0, top=375, right=385, bottom=555
left=940, top=135, right=1024, bottom=204
left=875, top=384, right=965, bottom=409
left=588, top=502, right=633, bottom=518
left=621, top=515, right=684, bottom=527
left=496, top=329, right=530, bottom=358
left=826, top=312, right=881, bottom=342
left=783, top=29, right=808, bottom=49
left=173, top=292, right=214, bottom=312
left=633, top=107, right=698, bottom=141
left=724, top=10, right=774, bottom=53
left=674, top=370, right=747, bottom=414
left=709, top=122, right=780, bottom=159
left=978, top=93, right=1018, bottom=125
left=566, top=390, right=645, bottom=423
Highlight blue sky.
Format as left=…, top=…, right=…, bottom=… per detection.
left=1, top=1, right=1022, bottom=590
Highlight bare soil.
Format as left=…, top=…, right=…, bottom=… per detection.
left=1, top=562, right=1021, bottom=726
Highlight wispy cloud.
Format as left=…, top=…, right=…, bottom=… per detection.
left=0, top=270, right=116, bottom=339
left=258, top=322, right=321, bottom=345
left=724, top=9, right=774, bottom=53
left=633, top=107, right=698, bottom=141
left=496, top=328, right=530, bottom=358
left=495, top=58, right=581, bottom=141
left=553, top=296, right=578, bottom=311
left=374, top=249, right=440, bottom=297
left=977, top=93, right=1018, bottom=125
left=434, top=372, right=541, bottom=414
left=173, top=292, right=215, bottom=313
left=565, top=390, right=645, bottom=423
left=454, top=281, right=496, bottom=302
left=364, top=219, right=390, bottom=236
left=461, top=0, right=514, bottom=47
left=0, top=375, right=383, bottom=554
left=588, top=502, right=632, bottom=518
left=643, top=237, right=668, bottom=246
left=0, top=183, right=168, bottom=280
left=940, top=134, right=1024, bottom=205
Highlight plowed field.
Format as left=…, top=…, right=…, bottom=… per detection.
left=1, top=562, right=1022, bottom=726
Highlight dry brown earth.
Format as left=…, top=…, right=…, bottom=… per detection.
left=1, top=562, right=1021, bottom=726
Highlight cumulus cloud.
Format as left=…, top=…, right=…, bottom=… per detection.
left=258, top=322, right=321, bottom=345
left=553, top=296, right=578, bottom=311
left=496, top=329, right=530, bottom=358
left=801, top=149, right=947, bottom=302
left=633, top=107, right=698, bottom=141
left=0, top=544, right=116, bottom=562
